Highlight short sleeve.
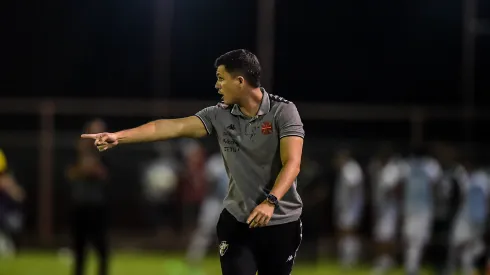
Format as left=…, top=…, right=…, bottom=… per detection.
left=195, top=106, right=219, bottom=135
left=425, top=158, right=442, bottom=183
left=380, top=162, right=401, bottom=188
left=276, top=103, right=305, bottom=139
left=342, top=161, right=363, bottom=187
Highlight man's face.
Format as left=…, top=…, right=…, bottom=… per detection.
left=215, top=65, right=243, bottom=105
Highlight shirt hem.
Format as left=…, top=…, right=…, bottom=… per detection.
left=224, top=204, right=302, bottom=226
left=279, top=134, right=305, bottom=139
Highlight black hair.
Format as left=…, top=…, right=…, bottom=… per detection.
left=214, top=49, right=261, bottom=88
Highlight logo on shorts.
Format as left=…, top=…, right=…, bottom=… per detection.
left=219, top=241, right=229, bottom=256
left=261, top=121, right=273, bottom=135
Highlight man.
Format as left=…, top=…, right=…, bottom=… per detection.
left=68, top=119, right=111, bottom=275
left=184, top=151, right=229, bottom=275
left=402, top=146, right=442, bottom=275
left=0, top=149, right=25, bottom=258
left=431, top=143, right=467, bottom=275
left=81, top=49, right=305, bottom=275
left=446, top=156, right=489, bottom=275
left=332, top=148, right=364, bottom=269
left=368, top=146, right=403, bottom=275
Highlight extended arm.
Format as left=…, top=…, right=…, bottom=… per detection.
left=81, top=116, right=208, bottom=151
left=115, top=116, right=208, bottom=143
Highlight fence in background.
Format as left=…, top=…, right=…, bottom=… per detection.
left=1, top=98, right=489, bottom=251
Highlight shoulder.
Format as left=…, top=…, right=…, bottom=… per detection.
left=269, top=94, right=300, bottom=115
left=473, top=171, right=489, bottom=183
left=197, top=102, right=232, bottom=118
left=269, top=94, right=291, bottom=104
left=342, top=160, right=363, bottom=185
left=423, top=157, right=442, bottom=180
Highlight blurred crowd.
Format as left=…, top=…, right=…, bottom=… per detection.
left=300, top=142, right=490, bottom=275
left=1, top=119, right=490, bottom=275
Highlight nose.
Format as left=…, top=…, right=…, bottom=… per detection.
left=215, top=82, right=221, bottom=89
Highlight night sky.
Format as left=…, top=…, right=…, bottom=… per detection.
left=4, top=0, right=489, bottom=106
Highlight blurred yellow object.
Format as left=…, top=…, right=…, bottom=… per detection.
left=0, top=149, right=8, bottom=173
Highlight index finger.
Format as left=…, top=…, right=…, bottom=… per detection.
left=80, top=134, right=97, bottom=139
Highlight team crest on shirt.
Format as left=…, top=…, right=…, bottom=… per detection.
left=261, top=121, right=273, bottom=135
left=219, top=241, right=229, bottom=256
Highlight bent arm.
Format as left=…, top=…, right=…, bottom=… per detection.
left=270, top=136, right=303, bottom=200
left=116, top=116, right=208, bottom=144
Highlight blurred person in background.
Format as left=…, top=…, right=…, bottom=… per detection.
left=445, top=154, right=489, bottom=275
left=431, top=143, right=467, bottom=275
left=183, top=151, right=229, bottom=275
left=0, top=148, right=25, bottom=258
left=368, top=145, right=403, bottom=275
left=141, top=141, right=180, bottom=236
left=66, top=119, right=110, bottom=275
left=473, top=162, right=490, bottom=275
left=401, top=145, right=441, bottom=275
left=474, top=161, right=490, bottom=275
left=294, top=155, right=325, bottom=264
left=333, top=148, right=364, bottom=269
left=178, top=139, right=207, bottom=235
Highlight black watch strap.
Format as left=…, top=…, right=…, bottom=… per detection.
left=266, top=194, right=279, bottom=207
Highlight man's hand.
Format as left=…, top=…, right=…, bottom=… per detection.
left=80, top=117, right=208, bottom=151
left=81, top=132, right=119, bottom=152
left=246, top=200, right=275, bottom=228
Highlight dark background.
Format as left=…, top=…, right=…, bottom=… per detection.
left=5, top=0, right=489, bottom=105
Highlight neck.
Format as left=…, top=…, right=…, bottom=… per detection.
left=238, top=87, right=262, bottom=117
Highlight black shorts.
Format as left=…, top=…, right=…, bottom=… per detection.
left=216, top=209, right=302, bottom=275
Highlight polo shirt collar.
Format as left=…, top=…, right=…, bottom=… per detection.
left=231, top=87, right=271, bottom=117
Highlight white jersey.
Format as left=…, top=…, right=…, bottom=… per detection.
left=403, top=157, right=441, bottom=216
left=334, top=159, right=364, bottom=229
left=456, top=169, right=489, bottom=224
left=370, top=157, right=405, bottom=241
left=451, top=169, right=489, bottom=245
left=402, top=157, right=441, bottom=242
left=371, top=157, right=405, bottom=218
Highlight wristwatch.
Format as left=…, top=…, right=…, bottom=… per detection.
left=266, top=193, right=279, bottom=207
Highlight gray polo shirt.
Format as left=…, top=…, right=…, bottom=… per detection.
left=195, top=89, right=305, bottom=226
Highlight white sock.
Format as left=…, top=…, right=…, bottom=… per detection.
left=339, top=236, right=361, bottom=268
left=372, top=254, right=394, bottom=275
left=461, top=245, right=475, bottom=275
left=185, top=228, right=211, bottom=265
left=405, top=242, right=423, bottom=274
left=0, top=232, right=14, bottom=258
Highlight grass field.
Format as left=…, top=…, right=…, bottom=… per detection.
left=0, top=250, right=429, bottom=275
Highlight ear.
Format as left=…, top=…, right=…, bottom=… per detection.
left=237, top=76, right=245, bottom=85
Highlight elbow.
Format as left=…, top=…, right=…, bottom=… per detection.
left=285, top=160, right=301, bottom=176
left=294, top=165, right=301, bottom=176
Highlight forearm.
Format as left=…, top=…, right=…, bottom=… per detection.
left=270, top=161, right=301, bottom=200
left=115, top=119, right=181, bottom=144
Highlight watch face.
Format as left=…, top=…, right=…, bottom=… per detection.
left=267, top=195, right=277, bottom=205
